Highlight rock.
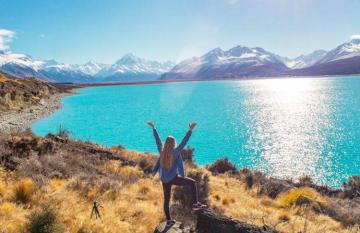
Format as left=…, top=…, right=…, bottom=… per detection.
left=196, top=209, right=281, bottom=233
left=154, top=221, right=192, bottom=233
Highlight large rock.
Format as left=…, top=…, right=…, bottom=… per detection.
left=196, top=210, right=281, bottom=233
left=153, top=221, right=193, bottom=233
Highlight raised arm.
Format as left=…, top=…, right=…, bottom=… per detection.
left=153, top=128, right=163, bottom=153
left=175, top=122, right=197, bottom=152
left=147, top=122, right=162, bottom=153
left=176, top=130, right=192, bottom=152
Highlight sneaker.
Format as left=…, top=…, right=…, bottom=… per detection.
left=165, top=219, right=176, bottom=227
left=192, top=202, right=207, bottom=211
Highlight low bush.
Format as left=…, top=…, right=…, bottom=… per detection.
left=258, top=177, right=294, bottom=198
left=343, top=176, right=360, bottom=198
left=181, top=147, right=195, bottom=163
left=138, top=157, right=153, bottom=174
left=321, top=198, right=360, bottom=226
left=173, top=170, right=209, bottom=208
left=206, top=157, right=237, bottom=175
left=13, top=178, right=35, bottom=204
left=27, top=207, right=63, bottom=233
left=276, top=187, right=326, bottom=208
left=298, top=175, right=313, bottom=185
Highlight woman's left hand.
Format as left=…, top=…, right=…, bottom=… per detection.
left=189, top=122, right=197, bottom=131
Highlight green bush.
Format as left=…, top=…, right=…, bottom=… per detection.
left=27, top=207, right=63, bottom=233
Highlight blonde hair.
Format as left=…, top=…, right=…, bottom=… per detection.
left=160, top=136, right=176, bottom=170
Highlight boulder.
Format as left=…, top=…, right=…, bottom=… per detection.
left=196, top=209, right=281, bottom=233
left=154, top=221, right=193, bottom=233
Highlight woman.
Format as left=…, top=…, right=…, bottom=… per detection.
left=147, top=121, right=206, bottom=226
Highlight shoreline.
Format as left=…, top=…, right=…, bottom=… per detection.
left=58, top=74, right=360, bottom=88
left=0, top=92, right=72, bottom=133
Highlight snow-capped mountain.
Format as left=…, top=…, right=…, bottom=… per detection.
left=316, top=39, right=360, bottom=64
left=76, top=61, right=107, bottom=76
left=161, top=46, right=289, bottom=80
left=0, top=52, right=51, bottom=80
left=290, top=39, right=360, bottom=76
left=2, top=38, right=360, bottom=83
left=97, top=53, right=175, bottom=82
left=284, top=50, right=327, bottom=69
left=0, top=52, right=175, bottom=83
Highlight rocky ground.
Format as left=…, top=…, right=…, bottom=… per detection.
left=0, top=72, right=75, bottom=133
left=0, top=92, right=70, bottom=132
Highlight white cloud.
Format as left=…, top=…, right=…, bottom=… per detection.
left=351, top=34, right=360, bottom=40
left=0, top=29, right=15, bottom=51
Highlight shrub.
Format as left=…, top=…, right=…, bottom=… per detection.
left=181, top=147, right=195, bottom=163
left=343, top=176, right=360, bottom=198
left=276, top=187, right=326, bottom=208
left=206, top=157, right=237, bottom=175
left=320, top=198, right=360, bottom=226
left=173, top=170, right=209, bottom=208
left=27, top=207, right=63, bottom=233
left=138, top=158, right=153, bottom=174
left=298, top=175, right=313, bottom=185
left=13, top=178, right=35, bottom=204
left=258, top=178, right=294, bottom=199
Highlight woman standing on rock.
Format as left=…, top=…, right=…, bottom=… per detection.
left=147, top=121, right=206, bottom=227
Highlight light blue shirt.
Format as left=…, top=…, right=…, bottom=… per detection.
left=151, top=129, right=192, bottom=183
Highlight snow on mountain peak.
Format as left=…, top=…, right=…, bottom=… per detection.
left=285, top=49, right=328, bottom=69
left=116, top=53, right=143, bottom=65
left=317, top=39, right=360, bottom=64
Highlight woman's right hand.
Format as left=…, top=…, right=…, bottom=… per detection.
left=147, top=121, right=155, bottom=129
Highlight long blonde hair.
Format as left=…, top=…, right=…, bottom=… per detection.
left=160, top=136, right=176, bottom=170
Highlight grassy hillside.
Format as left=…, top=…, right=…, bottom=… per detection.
left=0, top=72, right=60, bottom=112
left=0, top=131, right=359, bottom=233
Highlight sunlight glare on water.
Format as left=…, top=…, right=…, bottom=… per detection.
left=242, top=78, right=331, bottom=181
left=32, top=76, right=360, bottom=187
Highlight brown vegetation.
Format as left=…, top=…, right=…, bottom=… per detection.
left=0, top=131, right=359, bottom=233
left=0, top=73, right=61, bottom=112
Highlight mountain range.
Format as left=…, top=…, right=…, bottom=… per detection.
left=1, top=39, right=360, bottom=83
left=0, top=52, right=174, bottom=83
left=161, top=39, right=360, bottom=80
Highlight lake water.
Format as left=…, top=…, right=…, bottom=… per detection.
left=32, top=76, right=360, bottom=187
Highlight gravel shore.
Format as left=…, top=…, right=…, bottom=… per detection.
left=0, top=92, right=71, bottom=133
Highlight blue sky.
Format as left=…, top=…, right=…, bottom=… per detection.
left=0, top=0, right=359, bottom=64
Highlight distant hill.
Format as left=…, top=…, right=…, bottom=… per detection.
left=0, top=72, right=59, bottom=111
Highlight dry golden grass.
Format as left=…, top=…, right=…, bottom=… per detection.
left=208, top=175, right=360, bottom=233
left=276, top=187, right=327, bottom=208
left=0, top=154, right=359, bottom=233
left=13, top=178, right=35, bottom=204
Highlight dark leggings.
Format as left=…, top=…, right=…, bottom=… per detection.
left=162, top=175, right=198, bottom=220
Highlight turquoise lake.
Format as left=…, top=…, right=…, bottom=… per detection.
left=32, top=76, right=360, bottom=187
